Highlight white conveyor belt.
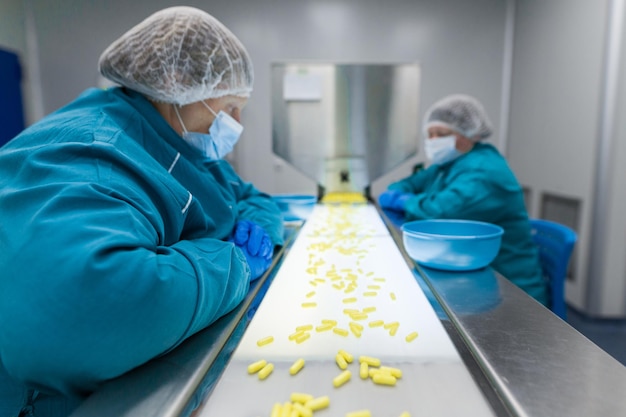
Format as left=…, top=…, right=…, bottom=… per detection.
left=194, top=204, right=495, bottom=416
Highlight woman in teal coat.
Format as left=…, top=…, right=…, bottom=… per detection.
left=379, top=94, right=547, bottom=306
left=0, top=7, right=283, bottom=414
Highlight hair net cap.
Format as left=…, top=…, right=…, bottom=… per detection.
left=423, top=94, right=493, bottom=140
left=98, top=6, right=253, bottom=105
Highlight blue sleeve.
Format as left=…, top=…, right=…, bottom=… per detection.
left=0, top=145, right=251, bottom=397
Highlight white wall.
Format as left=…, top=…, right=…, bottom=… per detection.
left=24, top=0, right=510, bottom=195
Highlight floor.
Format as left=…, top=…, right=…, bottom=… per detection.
left=566, top=306, right=626, bottom=366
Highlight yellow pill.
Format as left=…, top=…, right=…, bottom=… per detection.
left=374, top=278, right=386, bottom=282
left=295, top=333, right=311, bottom=344
left=344, top=287, right=356, bottom=294
left=368, top=320, right=384, bottom=328
left=372, top=373, right=397, bottom=386
left=305, top=291, right=316, bottom=298
left=350, top=312, right=368, bottom=321
left=280, top=402, right=292, bottom=417
left=359, top=355, right=381, bottom=367
left=257, top=336, right=274, bottom=347
left=349, top=322, right=364, bottom=331
left=362, top=306, right=376, bottom=313
left=342, top=297, right=357, bottom=304
left=405, top=331, right=419, bottom=342
left=314, top=278, right=325, bottom=283
left=399, top=412, right=411, bottom=417
left=332, top=283, right=344, bottom=290
left=384, top=321, right=399, bottom=329
left=335, top=353, right=348, bottom=369
left=366, top=271, right=374, bottom=276
left=292, top=402, right=313, bottom=417
left=333, top=327, right=349, bottom=337
left=289, top=358, right=305, bottom=375
left=305, top=396, right=330, bottom=411
left=390, top=292, right=397, bottom=300
left=301, top=302, right=317, bottom=308
left=367, top=285, right=381, bottom=290
left=270, top=402, right=282, bottom=417
left=343, top=308, right=359, bottom=314
left=247, top=359, right=267, bottom=374
left=363, top=291, right=377, bottom=297
left=359, top=362, right=369, bottom=379
left=332, top=369, right=352, bottom=387
left=346, top=410, right=372, bottom=417
left=309, top=281, right=317, bottom=286
left=289, top=330, right=306, bottom=341
left=316, top=323, right=334, bottom=332
left=379, top=366, right=403, bottom=378
left=296, top=324, right=313, bottom=331
left=258, top=363, right=274, bottom=380
left=338, top=349, right=354, bottom=363
left=290, top=392, right=313, bottom=403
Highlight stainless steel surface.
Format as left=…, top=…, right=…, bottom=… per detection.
left=271, top=63, right=420, bottom=194
left=381, top=208, right=626, bottom=417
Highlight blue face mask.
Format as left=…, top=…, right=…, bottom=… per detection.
left=175, top=101, right=243, bottom=160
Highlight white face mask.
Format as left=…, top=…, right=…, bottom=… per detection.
left=424, top=135, right=462, bottom=165
left=174, top=102, right=243, bottom=160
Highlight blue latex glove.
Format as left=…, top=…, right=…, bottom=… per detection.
left=238, top=245, right=272, bottom=281
left=378, top=190, right=412, bottom=212
left=232, top=220, right=273, bottom=258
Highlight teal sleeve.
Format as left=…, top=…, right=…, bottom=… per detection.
left=0, top=148, right=250, bottom=397
left=387, top=166, right=441, bottom=194
left=403, top=168, right=512, bottom=221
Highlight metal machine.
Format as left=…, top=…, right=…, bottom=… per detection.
left=271, top=62, right=420, bottom=198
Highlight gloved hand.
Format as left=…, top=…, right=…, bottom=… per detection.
left=232, top=220, right=273, bottom=258
left=378, top=190, right=412, bottom=213
left=238, top=244, right=272, bottom=282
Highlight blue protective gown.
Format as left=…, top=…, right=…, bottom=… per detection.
left=389, top=143, right=548, bottom=305
left=0, top=87, right=284, bottom=400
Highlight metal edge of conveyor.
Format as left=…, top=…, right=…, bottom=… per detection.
left=69, top=224, right=302, bottom=417
left=375, top=205, right=516, bottom=417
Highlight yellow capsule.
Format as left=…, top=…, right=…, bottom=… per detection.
left=296, top=324, right=313, bottom=331
left=314, top=278, right=326, bottom=283
left=333, top=327, right=349, bottom=337
left=362, top=306, right=376, bottom=313
left=390, top=292, right=397, bottom=300
left=367, top=285, right=381, bottom=290
left=332, top=369, right=352, bottom=387
left=288, top=330, right=306, bottom=341
left=295, top=332, right=311, bottom=344
left=289, top=358, right=305, bottom=375
left=359, top=362, right=369, bottom=379
left=305, top=396, right=330, bottom=411
left=342, top=297, right=357, bottom=304
left=292, top=402, right=312, bottom=417
left=350, top=312, right=368, bottom=321
left=338, top=349, right=354, bottom=363
left=344, top=286, right=356, bottom=294
left=346, top=410, right=372, bottom=417
left=363, top=291, right=377, bottom=297
left=368, top=320, right=384, bottom=328
left=305, top=291, right=316, bottom=298
left=321, top=319, right=337, bottom=326
left=336, top=353, right=348, bottom=369
left=359, top=355, right=381, bottom=367
left=405, top=331, right=419, bottom=342
left=316, top=323, right=334, bottom=332
left=257, top=336, right=274, bottom=347
left=399, top=412, right=411, bottom=417
left=343, top=308, right=359, bottom=314
left=384, top=321, right=399, bottom=329
left=372, top=373, right=397, bottom=386
left=270, top=402, right=282, bottom=417
left=290, top=392, right=313, bottom=403
left=349, top=322, right=364, bottom=331
left=379, top=366, right=403, bottom=378
left=301, top=302, right=317, bottom=308
left=374, top=278, right=386, bottom=282
left=366, top=271, right=374, bottom=276
left=247, top=359, right=267, bottom=374
left=258, top=363, right=274, bottom=380
left=280, top=402, right=292, bottom=417
left=309, top=280, right=317, bottom=286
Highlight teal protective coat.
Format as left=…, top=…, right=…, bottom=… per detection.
left=0, top=87, right=284, bottom=398
left=389, top=143, right=547, bottom=305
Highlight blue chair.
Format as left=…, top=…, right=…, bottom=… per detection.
left=529, top=218, right=577, bottom=320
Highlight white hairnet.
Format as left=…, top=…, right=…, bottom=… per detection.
left=423, top=94, right=493, bottom=140
left=98, top=6, right=253, bottom=105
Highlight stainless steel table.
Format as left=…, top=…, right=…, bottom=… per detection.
left=70, top=204, right=626, bottom=417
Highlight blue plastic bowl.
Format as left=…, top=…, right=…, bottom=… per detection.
left=272, top=194, right=317, bottom=221
left=401, top=219, right=504, bottom=271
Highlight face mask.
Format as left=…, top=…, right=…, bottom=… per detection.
left=424, top=135, right=462, bottom=165
left=175, top=102, right=243, bottom=160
